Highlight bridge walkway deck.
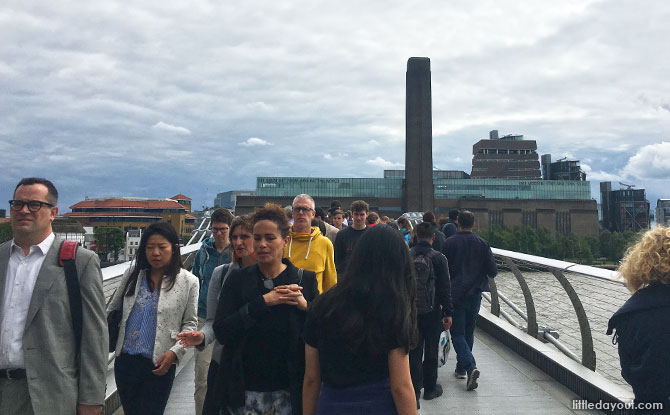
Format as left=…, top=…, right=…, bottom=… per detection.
left=116, top=328, right=601, bottom=414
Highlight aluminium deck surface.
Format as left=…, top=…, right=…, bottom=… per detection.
left=141, top=328, right=599, bottom=415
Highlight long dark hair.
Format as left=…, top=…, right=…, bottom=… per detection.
left=125, top=222, right=183, bottom=296
left=311, top=224, right=417, bottom=354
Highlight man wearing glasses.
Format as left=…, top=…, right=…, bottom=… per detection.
left=0, top=178, right=107, bottom=415
left=284, top=194, right=337, bottom=293
left=191, top=208, right=233, bottom=415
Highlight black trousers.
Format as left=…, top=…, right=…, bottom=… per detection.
left=409, top=309, right=442, bottom=393
left=114, top=353, right=177, bottom=415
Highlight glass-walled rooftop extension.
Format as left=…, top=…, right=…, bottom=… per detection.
left=257, top=177, right=592, bottom=200
left=433, top=179, right=591, bottom=200
left=257, top=177, right=403, bottom=198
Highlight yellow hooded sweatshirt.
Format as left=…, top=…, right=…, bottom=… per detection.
left=284, top=225, right=337, bottom=293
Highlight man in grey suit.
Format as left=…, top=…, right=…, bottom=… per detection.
left=0, top=178, right=108, bottom=415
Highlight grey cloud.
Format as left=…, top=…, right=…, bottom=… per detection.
left=2, top=0, right=670, bottom=209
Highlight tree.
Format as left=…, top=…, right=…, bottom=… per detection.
left=0, top=222, right=12, bottom=244
left=94, top=227, right=125, bottom=261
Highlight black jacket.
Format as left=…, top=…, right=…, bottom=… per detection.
left=441, top=231, right=497, bottom=303
left=411, top=241, right=453, bottom=317
left=607, top=283, right=670, bottom=411
left=213, top=259, right=319, bottom=415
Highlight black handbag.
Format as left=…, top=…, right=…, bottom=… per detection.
left=107, top=309, right=122, bottom=352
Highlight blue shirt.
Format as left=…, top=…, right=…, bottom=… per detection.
left=122, top=276, right=160, bottom=359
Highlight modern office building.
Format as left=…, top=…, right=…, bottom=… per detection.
left=600, top=182, right=650, bottom=232
left=0, top=209, right=5, bottom=218
left=656, top=199, right=670, bottom=227
left=214, top=190, right=256, bottom=211
left=541, top=155, right=586, bottom=181
left=64, top=196, right=196, bottom=237
left=234, top=175, right=599, bottom=236
left=471, top=131, right=541, bottom=179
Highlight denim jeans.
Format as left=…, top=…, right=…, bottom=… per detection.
left=449, top=294, right=482, bottom=373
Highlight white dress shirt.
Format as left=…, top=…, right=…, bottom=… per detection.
left=0, top=233, right=55, bottom=369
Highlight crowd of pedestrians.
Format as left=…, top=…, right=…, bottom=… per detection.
left=1, top=177, right=667, bottom=414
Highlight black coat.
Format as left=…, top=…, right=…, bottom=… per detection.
left=213, top=259, right=319, bottom=415
left=607, top=283, right=670, bottom=412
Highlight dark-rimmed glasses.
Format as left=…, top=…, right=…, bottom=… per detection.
left=9, top=200, right=55, bottom=212
left=211, top=227, right=230, bottom=234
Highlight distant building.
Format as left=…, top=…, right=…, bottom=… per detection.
left=64, top=196, right=194, bottom=237
left=656, top=199, right=670, bottom=227
left=0, top=209, right=5, bottom=218
left=541, top=155, right=586, bottom=181
left=383, top=170, right=470, bottom=179
left=124, top=229, right=142, bottom=261
left=600, top=182, right=650, bottom=232
left=214, top=190, right=256, bottom=211
left=234, top=174, right=599, bottom=237
left=52, top=217, right=86, bottom=245
left=471, top=131, right=541, bottom=179
left=170, top=194, right=192, bottom=214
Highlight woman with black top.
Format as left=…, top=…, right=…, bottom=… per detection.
left=303, top=225, right=418, bottom=415
left=213, top=203, right=319, bottom=415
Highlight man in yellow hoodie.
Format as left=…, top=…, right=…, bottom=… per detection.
left=284, top=194, right=337, bottom=293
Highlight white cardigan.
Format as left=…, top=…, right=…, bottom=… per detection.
left=108, top=267, right=199, bottom=364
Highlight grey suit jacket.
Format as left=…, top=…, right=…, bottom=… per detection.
left=0, top=238, right=108, bottom=414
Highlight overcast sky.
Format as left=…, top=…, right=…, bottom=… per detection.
left=2, top=0, right=669, bottom=213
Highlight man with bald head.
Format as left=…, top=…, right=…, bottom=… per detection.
left=284, top=194, right=337, bottom=293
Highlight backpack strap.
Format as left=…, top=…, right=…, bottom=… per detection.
left=58, top=240, right=83, bottom=358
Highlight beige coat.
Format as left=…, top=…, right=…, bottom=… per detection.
left=108, top=267, right=199, bottom=364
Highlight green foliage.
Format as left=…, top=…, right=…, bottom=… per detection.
left=94, top=227, right=125, bottom=261
left=0, top=222, right=12, bottom=244
left=478, top=225, right=640, bottom=264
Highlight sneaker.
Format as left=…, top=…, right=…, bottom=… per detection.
left=454, top=370, right=467, bottom=379
left=423, top=384, right=443, bottom=400
left=466, top=368, right=480, bottom=391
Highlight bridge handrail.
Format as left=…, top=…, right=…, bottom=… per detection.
left=102, top=243, right=202, bottom=282
left=491, top=247, right=621, bottom=284
left=488, top=247, right=626, bottom=374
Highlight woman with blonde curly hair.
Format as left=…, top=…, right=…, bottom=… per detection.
left=607, top=226, right=670, bottom=413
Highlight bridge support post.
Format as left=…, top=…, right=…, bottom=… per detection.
left=503, top=257, right=538, bottom=338
left=551, top=269, right=597, bottom=371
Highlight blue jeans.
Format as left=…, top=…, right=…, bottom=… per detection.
left=449, top=294, right=482, bottom=373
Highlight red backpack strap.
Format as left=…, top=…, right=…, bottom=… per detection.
left=58, top=240, right=83, bottom=358
left=59, top=240, right=79, bottom=266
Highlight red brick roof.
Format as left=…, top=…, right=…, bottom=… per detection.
left=170, top=194, right=191, bottom=201
left=64, top=212, right=163, bottom=218
left=185, top=214, right=196, bottom=219
left=70, top=199, right=186, bottom=210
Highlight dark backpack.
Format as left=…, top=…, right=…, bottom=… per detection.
left=413, top=249, right=438, bottom=314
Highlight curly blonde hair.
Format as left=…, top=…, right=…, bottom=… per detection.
left=618, top=226, right=670, bottom=293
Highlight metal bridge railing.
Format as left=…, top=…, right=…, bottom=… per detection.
left=485, top=248, right=631, bottom=392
